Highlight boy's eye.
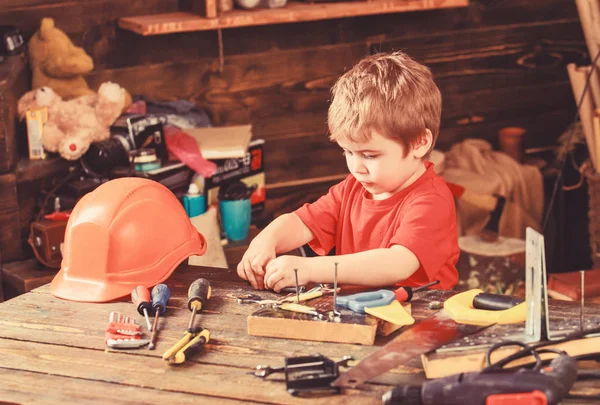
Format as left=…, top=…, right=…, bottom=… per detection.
left=363, top=154, right=378, bottom=159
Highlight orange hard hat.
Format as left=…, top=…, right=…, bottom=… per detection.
left=51, top=177, right=207, bottom=302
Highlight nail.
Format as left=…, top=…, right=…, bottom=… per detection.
left=294, top=269, right=300, bottom=303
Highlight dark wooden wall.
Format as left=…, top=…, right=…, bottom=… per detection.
left=2, top=0, right=587, bottom=219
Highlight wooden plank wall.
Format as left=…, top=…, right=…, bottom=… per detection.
left=2, top=0, right=587, bottom=219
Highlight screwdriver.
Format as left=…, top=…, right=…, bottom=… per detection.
left=394, top=280, right=440, bottom=303
left=186, top=278, right=211, bottom=330
left=131, top=286, right=153, bottom=331
left=148, top=283, right=171, bottom=350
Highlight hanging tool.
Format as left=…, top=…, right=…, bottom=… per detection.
left=253, top=355, right=354, bottom=396
left=331, top=289, right=494, bottom=388
left=383, top=351, right=577, bottom=405
left=162, top=278, right=211, bottom=364
left=131, top=286, right=153, bottom=331
left=394, top=280, right=440, bottom=303
left=148, top=283, right=171, bottom=350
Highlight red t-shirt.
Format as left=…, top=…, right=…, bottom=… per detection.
left=294, top=161, right=459, bottom=289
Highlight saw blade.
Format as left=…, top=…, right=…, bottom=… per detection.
left=331, top=310, right=491, bottom=388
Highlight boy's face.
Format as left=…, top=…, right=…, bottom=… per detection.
left=338, top=130, right=430, bottom=200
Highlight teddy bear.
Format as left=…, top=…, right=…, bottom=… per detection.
left=17, top=82, right=125, bottom=160
left=28, top=18, right=132, bottom=108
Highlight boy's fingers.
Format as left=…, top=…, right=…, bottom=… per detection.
left=265, top=259, right=276, bottom=274
left=255, top=274, right=265, bottom=290
left=271, top=277, right=289, bottom=293
left=236, top=261, right=247, bottom=281
left=264, top=269, right=278, bottom=290
left=251, top=257, right=265, bottom=275
left=243, top=258, right=260, bottom=290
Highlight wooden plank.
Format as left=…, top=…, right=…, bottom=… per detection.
left=87, top=19, right=584, bottom=143
left=9, top=0, right=580, bottom=70
left=118, top=0, right=469, bottom=35
left=0, top=173, right=22, bottom=263
left=248, top=307, right=380, bottom=345
left=0, top=338, right=389, bottom=404
left=2, top=259, right=56, bottom=299
left=266, top=177, right=339, bottom=218
left=259, top=106, right=571, bottom=187
left=0, top=368, right=247, bottom=405
left=0, top=54, right=29, bottom=175
left=0, top=0, right=179, bottom=37
left=247, top=302, right=412, bottom=345
left=15, top=157, right=71, bottom=183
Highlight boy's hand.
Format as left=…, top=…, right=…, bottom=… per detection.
left=264, top=255, right=310, bottom=292
left=237, top=240, right=276, bottom=290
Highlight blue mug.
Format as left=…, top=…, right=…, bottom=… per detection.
left=219, top=198, right=251, bottom=241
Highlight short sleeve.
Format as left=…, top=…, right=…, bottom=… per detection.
left=390, top=194, right=457, bottom=286
left=293, top=177, right=349, bottom=255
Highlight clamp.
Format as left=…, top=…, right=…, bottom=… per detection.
left=253, top=354, right=354, bottom=396
left=162, top=327, right=210, bottom=364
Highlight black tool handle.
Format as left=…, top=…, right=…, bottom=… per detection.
left=473, top=293, right=523, bottom=311
left=187, top=278, right=211, bottom=312
left=182, top=330, right=210, bottom=361
left=383, top=353, right=577, bottom=405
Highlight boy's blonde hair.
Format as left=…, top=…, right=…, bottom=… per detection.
left=328, top=51, right=441, bottom=156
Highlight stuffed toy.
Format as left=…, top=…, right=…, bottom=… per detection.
left=28, top=18, right=132, bottom=108
left=17, top=82, right=125, bottom=160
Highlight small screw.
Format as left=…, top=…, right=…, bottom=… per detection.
left=428, top=301, right=443, bottom=310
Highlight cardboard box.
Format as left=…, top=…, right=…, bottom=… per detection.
left=203, top=139, right=265, bottom=222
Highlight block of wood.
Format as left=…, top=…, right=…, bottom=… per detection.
left=548, top=268, right=600, bottom=301
left=247, top=299, right=411, bottom=345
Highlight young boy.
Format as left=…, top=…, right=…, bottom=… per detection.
left=237, top=51, right=459, bottom=292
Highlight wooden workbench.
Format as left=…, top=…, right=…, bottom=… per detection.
left=0, top=264, right=598, bottom=404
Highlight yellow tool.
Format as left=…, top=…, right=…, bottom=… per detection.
left=162, top=327, right=210, bottom=364
left=278, top=302, right=319, bottom=315
left=443, top=289, right=526, bottom=326
left=365, top=300, right=414, bottom=326
left=163, top=278, right=211, bottom=364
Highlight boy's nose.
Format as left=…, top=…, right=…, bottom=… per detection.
left=351, top=160, right=368, bottom=174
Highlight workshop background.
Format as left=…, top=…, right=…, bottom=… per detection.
left=0, top=0, right=592, bottom=300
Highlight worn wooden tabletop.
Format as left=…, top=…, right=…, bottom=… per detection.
left=0, top=264, right=598, bottom=404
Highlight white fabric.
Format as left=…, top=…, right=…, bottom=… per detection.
left=442, top=139, right=543, bottom=240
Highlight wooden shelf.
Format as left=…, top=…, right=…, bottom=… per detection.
left=118, top=0, right=468, bottom=35
left=15, top=157, right=71, bottom=184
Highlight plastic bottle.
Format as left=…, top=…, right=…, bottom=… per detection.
left=183, top=183, right=206, bottom=218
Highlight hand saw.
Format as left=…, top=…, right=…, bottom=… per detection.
left=331, top=291, right=493, bottom=388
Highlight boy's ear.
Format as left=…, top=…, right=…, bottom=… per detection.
left=411, top=129, right=433, bottom=158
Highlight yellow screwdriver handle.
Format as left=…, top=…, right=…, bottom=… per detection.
left=162, top=332, right=193, bottom=361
